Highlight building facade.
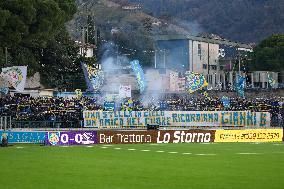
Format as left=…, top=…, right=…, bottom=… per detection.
left=153, top=35, right=278, bottom=90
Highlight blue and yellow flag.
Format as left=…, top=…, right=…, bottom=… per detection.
left=236, top=75, right=245, bottom=98
left=185, top=71, right=208, bottom=93
left=221, top=96, right=230, bottom=108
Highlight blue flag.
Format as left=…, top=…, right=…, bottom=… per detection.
left=104, top=101, right=115, bottom=111
left=130, top=60, right=146, bottom=93
left=236, top=75, right=245, bottom=98
left=221, top=96, right=230, bottom=108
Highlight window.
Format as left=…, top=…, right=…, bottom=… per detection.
left=203, top=64, right=207, bottom=69
left=211, top=65, right=217, bottom=70
left=198, top=44, right=201, bottom=60
left=209, top=75, right=212, bottom=84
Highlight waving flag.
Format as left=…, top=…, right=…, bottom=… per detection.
left=81, top=62, right=104, bottom=92
left=130, top=60, right=146, bottom=93
left=236, top=75, right=245, bottom=98
left=119, top=85, right=131, bottom=98
left=185, top=71, right=208, bottom=93
left=202, top=91, right=211, bottom=100
left=268, top=73, right=276, bottom=87
left=221, top=96, right=231, bottom=108
left=1, top=66, right=27, bottom=92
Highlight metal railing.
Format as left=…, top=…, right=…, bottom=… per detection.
left=0, top=116, right=12, bottom=130
left=11, top=121, right=81, bottom=129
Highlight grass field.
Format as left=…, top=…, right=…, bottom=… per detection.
left=0, top=143, right=284, bottom=189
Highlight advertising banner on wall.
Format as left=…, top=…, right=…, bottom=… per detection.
left=0, top=131, right=45, bottom=143
left=45, top=131, right=97, bottom=146
left=97, top=130, right=215, bottom=144
left=83, top=111, right=271, bottom=128
left=214, top=129, right=283, bottom=142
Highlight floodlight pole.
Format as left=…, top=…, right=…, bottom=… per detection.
left=5, top=47, right=8, bottom=66
left=238, top=55, right=241, bottom=75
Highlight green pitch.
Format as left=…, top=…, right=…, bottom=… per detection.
left=0, top=143, right=284, bottom=189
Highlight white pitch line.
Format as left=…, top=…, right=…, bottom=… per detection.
left=103, top=145, right=114, bottom=147
left=149, top=144, right=159, bottom=146
left=101, top=147, right=108, bottom=149
left=182, top=153, right=192, bottom=155
left=141, top=149, right=150, bottom=152
left=114, top=148, right=122, bottom=150
left=16, top=146, right=24, bottom=149
left=168, top=152, right=178, bottom=154
left=273, top=144, right=283, bottom=146
left=237, top=153, right=261, bottom=155
left=86, top=146, right=94, bottom=148
left=195, top=154, right=216, bottom=156
left=156, top=151, right=164, bottom=153
left=127, top=149, right=136, bottom=151
left=60, top=146, right=69, bottom=148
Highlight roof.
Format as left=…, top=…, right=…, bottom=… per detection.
left=154, top=35, right=252, bottom=49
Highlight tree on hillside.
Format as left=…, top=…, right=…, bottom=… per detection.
left=142, top=18, right=152, bottom=33
left=40, top=27, right=85, bottom=90
left=85, top=15, right=97, bottom=45
left=0, top=0, right=77, bottom=75
left=249, top=34, right=284, bottom=71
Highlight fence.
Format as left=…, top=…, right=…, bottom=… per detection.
left=11, top=121, right=81, bottom=129
left=0, top=116, right=12, bottom=130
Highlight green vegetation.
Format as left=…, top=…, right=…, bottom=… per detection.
left=0, top=0, right=84, bottom=89
left=71, top=0, right=186, bottom=67
left=0, top=143, right=284, bottom=189
left=249, top=34, right=284, bottom=71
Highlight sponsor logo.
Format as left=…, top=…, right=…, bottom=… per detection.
left=45, top=131, right=97, bottom=146
left=97, top=130, right=215, bottom=144
left=157, top=130, right=214, bottom=143
left=215, top=129, right=283, bottom=142
left=48, top=132, right=60, bottom=145
left=98, top=131, right=155, bottom=144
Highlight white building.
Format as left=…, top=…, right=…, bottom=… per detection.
left=154, top=35, right=255, bottom=90
left=77, top=42, right=96, bottom=58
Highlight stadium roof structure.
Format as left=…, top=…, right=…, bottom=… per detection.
left=154, top=35, right=252, bottom=49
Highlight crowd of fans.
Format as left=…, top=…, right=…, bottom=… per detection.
left=0, top=95, right=283, bottom=127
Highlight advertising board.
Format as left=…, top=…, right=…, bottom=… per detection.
left=0, top=131, right=45, bottom=143
left=214, top=129, right=283, bottom=142
left=97, top=130, right=215, bottom=144
left=45, top=131, right=97, bottom=146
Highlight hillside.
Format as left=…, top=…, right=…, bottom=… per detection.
left=67, top=0, right=196, bottom=66
left=126, top=0, right=284, bottom=43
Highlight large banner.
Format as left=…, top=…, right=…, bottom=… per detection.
left=45, top=131, right=97, bottom=146
left=215, top=129, right=283, bottom=142
left=83, top=111, right=271, bottom=128
left=1, top=66, right=27, bottom=92
left=97, top=130, right=215, bottom=144
left=0, top=131, right=45, bottom=143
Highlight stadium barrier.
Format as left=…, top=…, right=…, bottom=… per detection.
left=1, top=129, right=282, bottom=145
left=45, top=131, right=97, bottom=145
left=11, top=121, right=80, bottom=129
left=44, top=130, right=216, bottom=145
left=0, top=131, right=45, bottom=143
left=214, top=129, right=283, bottom=142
